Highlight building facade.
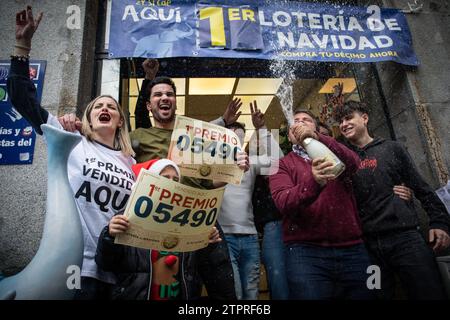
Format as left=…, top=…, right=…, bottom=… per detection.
left=0, top=0, right=448, bottom=277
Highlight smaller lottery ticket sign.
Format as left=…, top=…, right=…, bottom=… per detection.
left=168, top=115, right=244, bottom=185
left=115, top=170, right=225, bottom=252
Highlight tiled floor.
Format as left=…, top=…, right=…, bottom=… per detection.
left=201, top=263, right=270, bottom=299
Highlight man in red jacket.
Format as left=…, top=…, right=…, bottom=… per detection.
left=269, top=110, right=373, bottom=300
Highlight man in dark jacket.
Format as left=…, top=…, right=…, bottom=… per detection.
left=336, top=100, right=450, bottom=299
left=269, top=110, right=373, bottom=300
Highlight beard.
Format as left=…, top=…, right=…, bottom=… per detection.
left=151, top=108, right=176, bottom=124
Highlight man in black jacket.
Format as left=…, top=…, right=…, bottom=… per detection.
left=336, top=101, right=450, bottom=299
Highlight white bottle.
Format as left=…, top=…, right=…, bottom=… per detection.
left=302, top=138, right=346, bottom=177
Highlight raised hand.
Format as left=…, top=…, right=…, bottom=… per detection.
left=222, top=98, right=242, bottom=125
left=15, top=6, right=43, bottom=50
left=142, top=59, right=159, bottom=80
left=332, top=82, right=344, bottom=97
left=250, top=100, right=265, bottom=129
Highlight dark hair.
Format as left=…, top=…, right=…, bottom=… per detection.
left=293, top=108, right=318, bottom=129
left=147, top=76, right=177, bottom=96
left=226, top=121, right=246, bottom=132
left=318, top=121, right=332, bottom=136
left=333, top=100, right=369, bottom=123
left=278, top=125, right=293, bottom=155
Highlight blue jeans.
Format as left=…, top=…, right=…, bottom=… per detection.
left=262, top=220, right=289, bottom=299
left=364, top=229, right=447, bottom=300
left=225, top=234, right=261, bottom=300
left=286, top=243, right=374, bottom=300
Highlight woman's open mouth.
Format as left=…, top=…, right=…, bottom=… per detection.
left=99, top=113, right=111, bottom=122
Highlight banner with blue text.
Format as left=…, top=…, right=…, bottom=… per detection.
left=108, top=0, right=418, bottom=65
left=0, top=60, right=46, bottom=165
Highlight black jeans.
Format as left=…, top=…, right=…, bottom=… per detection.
left=196, top=222, right=237, bottom=300
left=364, top=229, right=447, bottom=300
left=74, top=277, right=113, bottom=300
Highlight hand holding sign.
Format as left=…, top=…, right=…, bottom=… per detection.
left=168, top=116, right=245, bottom=184
left=115, top=171, right=225, bottom=252
left=109, top=214, right=130, bottom=237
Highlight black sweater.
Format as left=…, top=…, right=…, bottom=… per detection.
left=7, top=59, right=49, bottom=135
left=134, top=78, right=152, bottom=129
left=348, top=137, right=449, bottom=235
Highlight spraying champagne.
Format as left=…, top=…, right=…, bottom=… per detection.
left=302, top=137, right=346, bottom=177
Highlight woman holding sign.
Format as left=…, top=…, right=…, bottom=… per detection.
left=8, top=6, right=136, bottom=299
left=96, top=159, right=221, bottom=300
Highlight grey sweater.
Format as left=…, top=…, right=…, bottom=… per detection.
left=218, top=129, right=283, bottom=234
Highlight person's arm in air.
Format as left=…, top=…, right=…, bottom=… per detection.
left=203, top=98, right=247, bottom=188
left=248, top=101, right=284, bottom=174
left=210, top=98, right=242, bottom=126
left=7, top=6, right=47, bottom=135
left=134, top=59, right=159, bottom=129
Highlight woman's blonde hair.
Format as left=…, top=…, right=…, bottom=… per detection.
left=81, top=95, right=135, bottom=157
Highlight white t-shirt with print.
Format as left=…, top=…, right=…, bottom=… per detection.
left=47, top=114, right=135, bottom=284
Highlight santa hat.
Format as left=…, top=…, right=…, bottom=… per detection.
left=132, top=158, right=181, bottom=179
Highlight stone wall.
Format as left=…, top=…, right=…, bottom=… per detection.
left=0, top=0, right=97, bottom=274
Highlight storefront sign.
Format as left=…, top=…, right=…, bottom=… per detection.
left=0, top=60, right=46, bottom=165
left=168, top=115, right=244, bottom=185
left=109, top=0, right=418, bottom=65
left=115, top=170, right=225, bottom=252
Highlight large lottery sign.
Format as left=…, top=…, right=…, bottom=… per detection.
left=115, top=170, right=225, bottom=252
left=109, top=0, right=418, bottom=65
left=168, top=115, right=244, bottom=185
